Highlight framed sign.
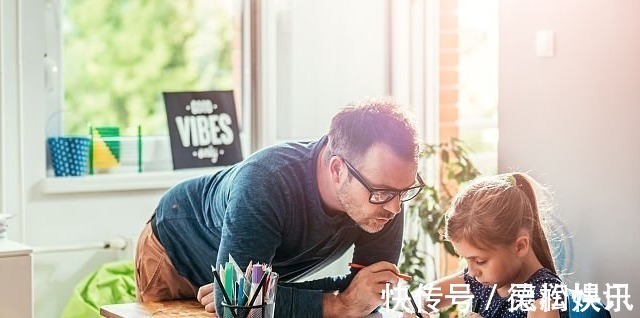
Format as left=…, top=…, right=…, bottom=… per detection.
left=163, top=91, right=242, bottom=169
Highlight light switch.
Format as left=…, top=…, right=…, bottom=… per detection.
left=536, top=30, right=555, bottom=57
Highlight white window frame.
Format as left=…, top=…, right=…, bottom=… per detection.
left=0, top=0, right=258, bottom=195
left=390, top=0, right=442, bottom=281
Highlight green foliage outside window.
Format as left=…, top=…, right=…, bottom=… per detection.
left=62, top=0, right=234, bottom=135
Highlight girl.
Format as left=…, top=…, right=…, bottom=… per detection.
left=424, top=172, right=568, bottom=318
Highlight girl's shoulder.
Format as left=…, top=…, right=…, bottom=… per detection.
left=525, top=267, right=563, bottom=286
left=526, top=268, right=571, bottom=318
left=525, top=267, right=566, bottom=302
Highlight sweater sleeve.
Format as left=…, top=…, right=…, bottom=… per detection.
left=213, top=163, right=326, bottom=317
left=279, top=209, right=405, bottom=298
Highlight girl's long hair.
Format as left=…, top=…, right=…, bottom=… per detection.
left=444, top=172, right=557, bottom=274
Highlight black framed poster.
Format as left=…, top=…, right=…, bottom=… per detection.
left=163, top=91, right=242, bottom=169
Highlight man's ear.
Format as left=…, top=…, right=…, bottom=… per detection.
left=328, top=156, right=344, bottom=184
left=514, top=235, right=530, bottom=257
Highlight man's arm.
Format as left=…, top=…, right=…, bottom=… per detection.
left=302, top=211, right=406, bottom=317
left=287, top=210, right=405, bottom=293
left=211, top=163, right=343, bottom=318
left=212, top=163, right=285, bottom=314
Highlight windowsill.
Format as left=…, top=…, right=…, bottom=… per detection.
left=41, top=167, right=225, bottom=194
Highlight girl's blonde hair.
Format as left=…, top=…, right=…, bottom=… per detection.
left=444, top=172, right=557, bottom=274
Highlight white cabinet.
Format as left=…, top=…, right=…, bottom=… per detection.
left=0, top=240, right=33, bottom=318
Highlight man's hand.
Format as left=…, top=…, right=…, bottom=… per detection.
left=197, top=283, right=218, bottom=316
left=323, top=261, right=400, bottom=318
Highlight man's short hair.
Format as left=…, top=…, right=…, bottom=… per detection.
left=327, top=98, right=419, bottom=165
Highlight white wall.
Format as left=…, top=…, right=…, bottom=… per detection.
left=499, top=1, right=640, bottom=316
left=28, top=192, right=165, bottom=317
left=272, top=0, right=388, bottom=143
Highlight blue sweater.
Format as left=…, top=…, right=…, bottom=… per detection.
left=154, top=136, right=404, bottom=317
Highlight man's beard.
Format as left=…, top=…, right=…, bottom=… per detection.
left=336, top=183, right=394, bottom=233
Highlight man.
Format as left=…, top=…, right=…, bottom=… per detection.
left=135, top=98, right=424, bottom=317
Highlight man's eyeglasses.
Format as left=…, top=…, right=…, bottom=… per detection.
left=340, top=157, right=424, bottom=204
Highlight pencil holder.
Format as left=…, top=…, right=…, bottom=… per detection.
left=47, top=136, right=91, bottom=177
left=221, top=272, right=278, bottom=318
left=221, top=302, right=271, bottom=318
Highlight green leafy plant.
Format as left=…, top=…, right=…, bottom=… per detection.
left=399, top=138, right=481, bottom=317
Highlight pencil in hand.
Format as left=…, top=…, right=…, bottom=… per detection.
left=407, top=289, right=424, bottom=318
left=348, top=262, right=412, bottom=281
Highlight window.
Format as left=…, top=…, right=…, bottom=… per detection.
left=45, top=0, right=244, bottom=174
left=456, top=0, right=498, bottom=175
left=440, top=0, right=498, bottom=175
left=437, top=0, right=499, bottom=277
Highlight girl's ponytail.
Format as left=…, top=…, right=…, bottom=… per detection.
left=512, top=173, right=557, bottom=274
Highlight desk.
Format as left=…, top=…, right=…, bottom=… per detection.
left=100, top=300, right=417, bottom=318
left=100, top=300, right=209, bottom=318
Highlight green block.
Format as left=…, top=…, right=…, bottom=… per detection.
left=95, top=126, right=120, bottom=161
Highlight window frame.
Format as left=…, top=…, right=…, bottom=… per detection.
left=35, top=0, right=258, bottom=193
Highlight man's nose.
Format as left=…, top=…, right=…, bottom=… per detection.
left=383, top=195, right=402, bottom=215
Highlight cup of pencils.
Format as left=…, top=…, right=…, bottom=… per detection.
left=214, top=262, right=279, bottom=318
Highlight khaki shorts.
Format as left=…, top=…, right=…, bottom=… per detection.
left=135, top=220, right=198, bottom=302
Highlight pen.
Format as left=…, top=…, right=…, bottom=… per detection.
left=249, top=264, right=264, bottom=307
left=407, top=289, right=424, bottom=318
left=247, top=270, right=269, bottom=307
left=211, top=265, right=237, bottom=318
left=348, top=263, right=412, bottom=281
left=224, top=262, right=236, bottom=304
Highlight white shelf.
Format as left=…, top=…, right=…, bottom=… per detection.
left=41, top=167, right=225, bottom=194
left=0, top=240, right=32, bottom=257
